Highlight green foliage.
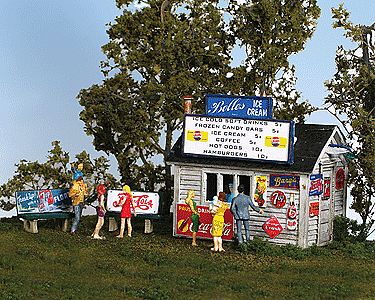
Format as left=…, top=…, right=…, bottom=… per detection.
left=325, top=5, right=375, bottom=240
left=239, top=236, right=329, bottom=260
left=1, top=217, right=375, bottom=299
left=332, top=215, right=365, bottom=242
left=228, top=0, right=320, bottom=96
left=78, top=0, right=320, bottom=205
left=0, top=141, right=118, bottom=210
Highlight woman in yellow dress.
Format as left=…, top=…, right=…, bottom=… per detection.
left=210, top=192, right=229, bottom=252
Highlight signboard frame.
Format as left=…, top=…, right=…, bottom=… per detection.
left=269, top=174, right=300, bottom=190
left=107, top=190, right=160, bottom=215
left=182, top=114, right=295, bottom=165
left=174, top=203, right=234, bottom=241
left=15, top=189, right=72, bottom=215
left=205, top=94, right=273, bottom=120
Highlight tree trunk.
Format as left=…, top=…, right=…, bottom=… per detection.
left=161, top=122, right=174, bottom=215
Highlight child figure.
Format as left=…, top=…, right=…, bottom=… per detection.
left=91, top=184, right=107, bottom=240
left=185, top=190, right=200, bottom=246
left=210, top=192, right=229, bottom=252
left=116, top=185, right=137, bottom=238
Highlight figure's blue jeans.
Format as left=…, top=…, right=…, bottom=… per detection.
left=71, top=204, right=83, bottom=233
left=236, top=219, right=250, bottom=244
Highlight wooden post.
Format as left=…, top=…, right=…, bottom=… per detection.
left=144, top=219, right=153, bottom=234
left=23, top=220, right=38, bottom=234
left=108, top=217, right=118, bottom=232
left=297, top=175, right=310, bottom=248
left=61, top=219, right=69, bottom=232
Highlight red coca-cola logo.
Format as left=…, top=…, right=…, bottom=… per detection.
left=193, top=221, right=232, bottom=237
left=176, top=204, right=234, bottom=241
left=133, top=195, right=153, bottom=210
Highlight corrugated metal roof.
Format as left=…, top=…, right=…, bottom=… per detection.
left=167, top=123, right=337, bottom=173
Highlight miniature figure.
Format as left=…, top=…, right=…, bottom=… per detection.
left=225, top=183, right=235, bottom=203
left=91, top=184, right=107, bottom=239
left=231, top=184, right=264, bottom=244
left=70, top=162, right=84, bottom=180
left=116, top=185, right=137, bottom=238
left=185, top=190, right=200, bottom=246
left=210, top=192, right=229, bottom=252
left=69, top=171, right=88, bottom=234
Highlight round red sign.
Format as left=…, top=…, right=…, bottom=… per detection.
left=270, top=190, right=287, bottom=208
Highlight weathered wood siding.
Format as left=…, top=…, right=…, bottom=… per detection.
left=307, top=130, right=347, bottom=246
left=247, top=189, right=300, bottom=246
left=178, top=166, right=203, bottom=202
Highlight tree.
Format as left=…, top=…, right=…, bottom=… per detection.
left=78, top=0, right=320, bottom=211
left=325, top=4, right=375, bottom=241
left=0, top=141, right=118, bottom=210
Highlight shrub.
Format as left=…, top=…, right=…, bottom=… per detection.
left=333, top=215, right=363, bottom=242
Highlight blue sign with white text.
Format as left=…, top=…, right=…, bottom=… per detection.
left=16, top=189, right=72, bottom=215
left=205, top=94, right=273, bottom=119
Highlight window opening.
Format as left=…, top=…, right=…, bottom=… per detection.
left=206, top=173, right=217, bottom=201
left=239, top=175, right=251, bottom=196
left=223, top=174, right=235, bottom=203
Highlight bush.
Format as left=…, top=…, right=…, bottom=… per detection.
left=333, top=215, right=363, bottom=242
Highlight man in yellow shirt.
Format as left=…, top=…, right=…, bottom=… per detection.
left=69, top=172, right=88, bottom=234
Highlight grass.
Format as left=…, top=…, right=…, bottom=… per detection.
left=1, top=216, right=375, bottom=300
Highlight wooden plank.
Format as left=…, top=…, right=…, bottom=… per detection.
left=297, top=175, right=310, bottom=248
left=180, top=168, right=202, bottom=177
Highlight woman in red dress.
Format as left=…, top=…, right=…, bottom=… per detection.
left=116, top=185, right=137, bottom=238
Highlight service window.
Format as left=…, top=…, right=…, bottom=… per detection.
left=206, top=173, right=217, bottom=201
left=239, top=175, right=251, bottom=195
left=204, top=171, right=252, bottom=201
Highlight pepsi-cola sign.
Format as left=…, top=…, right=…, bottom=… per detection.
left=107, top=190, right=159, bottom=215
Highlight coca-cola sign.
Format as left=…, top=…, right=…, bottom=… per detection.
left=107, top=190, right=159, bottom=215
left=175, top=204, right=234, bottom=241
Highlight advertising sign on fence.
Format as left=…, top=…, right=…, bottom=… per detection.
left=16, top=189, right=71, bottom=215
left=174, top=203, right=234, bottom=241
left=205, top=94, right=273, bottom=120
left=183, top=115, right=294, bottom=164
left=107, top=190, right=159, bottom=215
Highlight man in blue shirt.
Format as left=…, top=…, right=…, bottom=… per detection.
left=225, top=183, right=235, bottom=203
left=230, top=184, right=264, bottom=244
